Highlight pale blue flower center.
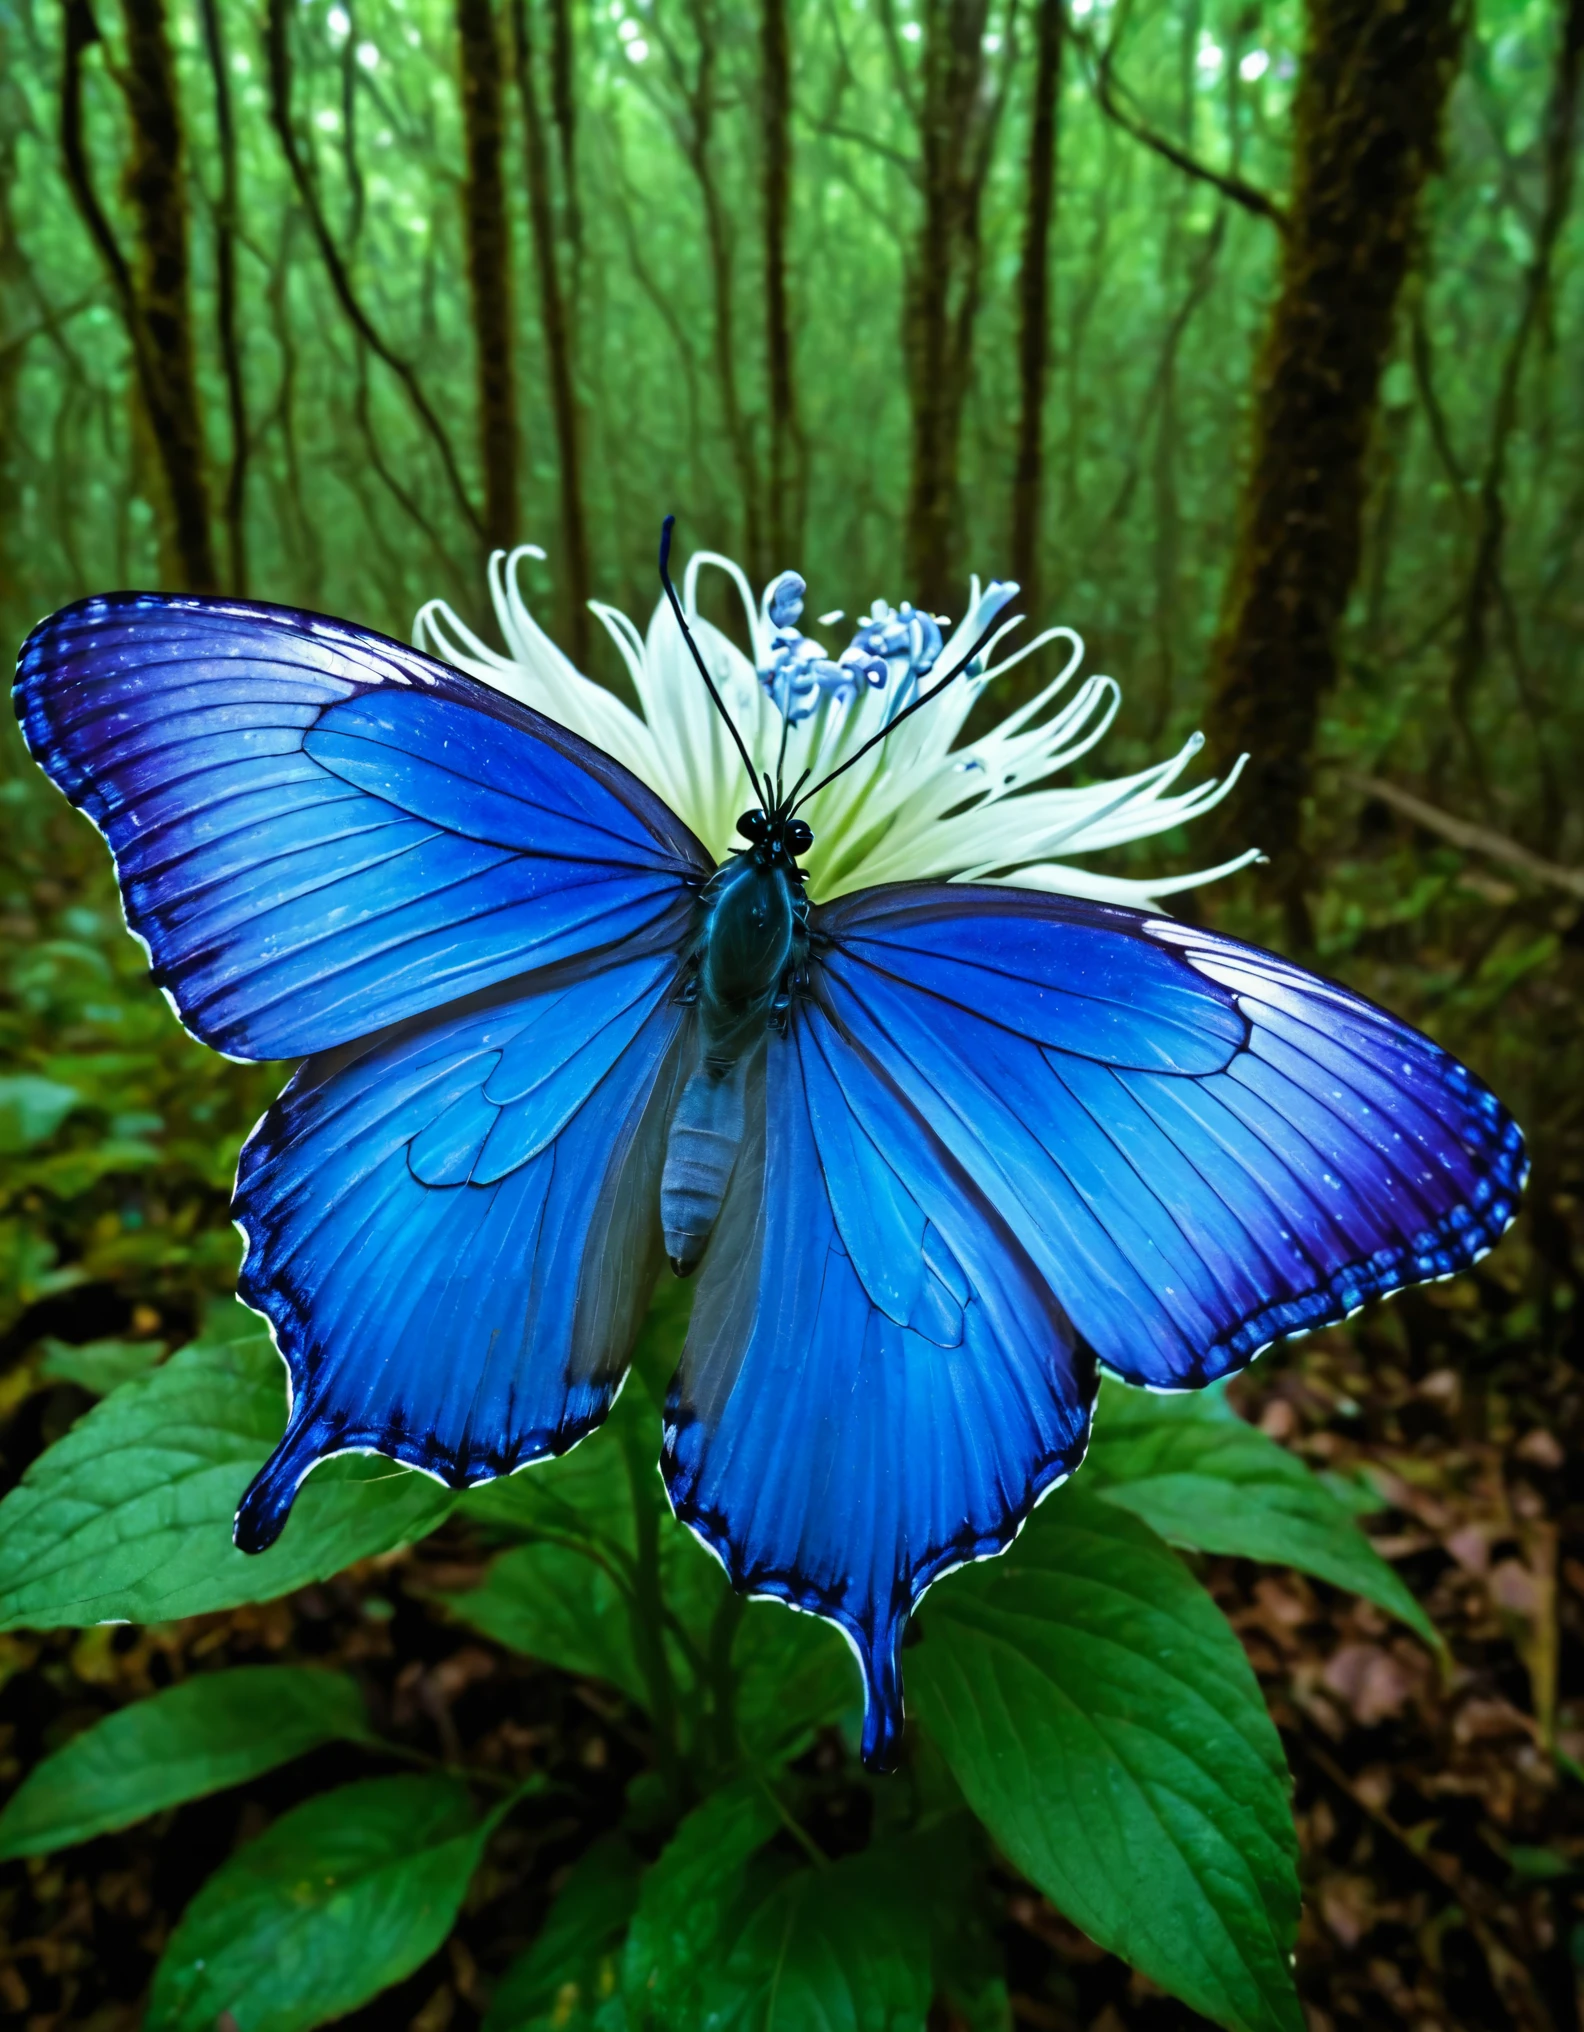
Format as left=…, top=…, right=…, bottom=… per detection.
left=758, top=569, right=949, bottom=725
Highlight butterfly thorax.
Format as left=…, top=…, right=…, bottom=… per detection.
left=661, top=813, right=811, bottom=1275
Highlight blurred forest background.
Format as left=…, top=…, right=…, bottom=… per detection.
left=2, top=0, right=1584, bottom=2024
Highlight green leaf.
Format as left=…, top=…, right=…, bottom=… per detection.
left=696, top=1844, right=935, bottom=2032
left=625, top=1783, right=936, bottom=2032
left=1085, top=1379, right=1439, bottom=1649
left=458, top=1391, right=637, bottom=1555
left=484, top=1834, right=641, bottom=2031
left=730, top=1595, right=859, bottom=1763
left=0, top=1665, right=373, bottom=1858
left=146, top=1773, right=490, bottom=2032
left=37, top=1334, right=166, bottom=1395
left=0, top=1304, right=455, bottom=1629
left=911, top=1489, right=1302, bottom=2032
left=457, top=1374, right=853, bottom=1768
left=0, top=1074, right=81, bottom=1152
left=622, top=1780, right=781, bottom=2020
left=442, top=1542, right=645, bottom=1706
left=903, top=1817, right=1011, bottom=2032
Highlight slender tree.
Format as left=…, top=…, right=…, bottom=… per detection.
left=1009, top=0, right=1063, bottom=618
left=457, top=0, right=520, bottom=557
left=120, top=0, right=217, bottom=592
left=512, top=0, right=592, bottom=665
left=901, top=0, right=1005, bottom=616
left=61, top=0, right=217, bottom=592
left=1204, top=0, right=1465, bottom=946
left=0, top=70, right=26, bottom=623
left=676, top=0, right=765, bottom=578
left=197, top=0, right=249, bottom=592
left=761, top=0, right=804, bottom=566
left=547, top=0, right=581, bottom=267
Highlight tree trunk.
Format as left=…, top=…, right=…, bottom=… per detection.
left=682, top=0, right=763, bottom=580
left=197, top=0, right=248, bottom=591
left=902, top=0, right=999, bottom=617
left=761, top=0, right=804, bottom=567
left=547, top=0, right=580, bottom=266
left=0, top=92, right=26, bottom=624
left=1009, top=0, right=1063, bottom=615
left=457, top=0, right=519, bottom=556
left=61, top=0, right=218, bottom=590
left=1204, top=0, right=1464, bottom=946
left=512, top=0, right=592, bottom=666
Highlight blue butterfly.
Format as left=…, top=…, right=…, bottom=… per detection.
left=13, top=530, right=1526, bottom=1769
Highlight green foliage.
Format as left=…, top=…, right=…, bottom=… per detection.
left=0, top=1665, right=371, bottom=1858
left=0, top=1270, right=1450, bottom=2030
left=145, top=1774, right=499, bottom=2032
left=447, top=1371, right=857, bottom=1773
left=1085, top=1378, right=1441, bottom=1648
left=445, top=1539, right=648, bottom=1707
left=666, top=1844, right=937, bottom=2031
left=911, top=1489, right=1303, bottom=2032
left=622, top=1780, right=785, bottom=2022
left=35, top=1333, right=167, bottom=1395
left=0, top=1302, right=453, bottom=1628
left=485, top=1836, right=641, bottom=2032
left=0, top=1074, right=83, bottom=1154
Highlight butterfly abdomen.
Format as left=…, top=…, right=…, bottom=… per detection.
left=661, top=1055, right=751, bottom=1274
left=663, top=846, right=808, bottom=1273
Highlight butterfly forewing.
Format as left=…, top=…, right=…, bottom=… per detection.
left=15, top=594, right=709, bottom=1059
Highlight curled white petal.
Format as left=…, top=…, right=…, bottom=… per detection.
left=415, top=545, right=1257, bottom=909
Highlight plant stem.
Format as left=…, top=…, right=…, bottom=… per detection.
left=707, top=1585, right=745, bottom=1771
left=618, top=1414, right=686, bottom=1808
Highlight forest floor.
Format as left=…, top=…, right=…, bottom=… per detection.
left=2, top=1229, right=1582, bottom=2032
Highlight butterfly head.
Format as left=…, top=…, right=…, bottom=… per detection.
left=736, top=806, right=813, bottom=869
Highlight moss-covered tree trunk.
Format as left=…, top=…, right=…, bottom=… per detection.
left=457, top=0, right=519, bottom=557
left=1204, top=0, right=1464, bottom=944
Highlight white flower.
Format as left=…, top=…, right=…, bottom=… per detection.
left=414, top=545, right=1261, bottom=908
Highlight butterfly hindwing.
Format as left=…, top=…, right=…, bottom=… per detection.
left=815, top=884, right=1527, bottom=1388
left=664, top=1000, right=1095, bottom=1769
left=232, top=951, right=691, bottom=1550
left=15, top=595, right=709, bottom=1058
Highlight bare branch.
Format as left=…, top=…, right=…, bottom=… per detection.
left=1074, top=20, right=1289, bottom=233
left=1344, top=772, right=1584, bottom=901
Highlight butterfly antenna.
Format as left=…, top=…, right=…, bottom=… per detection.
left=771, top=687, right=794, bottom=812
left=659, top=516, right=765, bottom=810
left=790, top=608, right=1010, bottom=814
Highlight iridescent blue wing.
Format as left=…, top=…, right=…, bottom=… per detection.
left=233, top=950, right=692, bottom=1550
left=814, top=885, right=1527, bottom=1389
left=15, top=592, right=710, bottom=1547
left=14, top=594, right=709, bottom=1057
left=664, top=1003, right=1095, bottom=1772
